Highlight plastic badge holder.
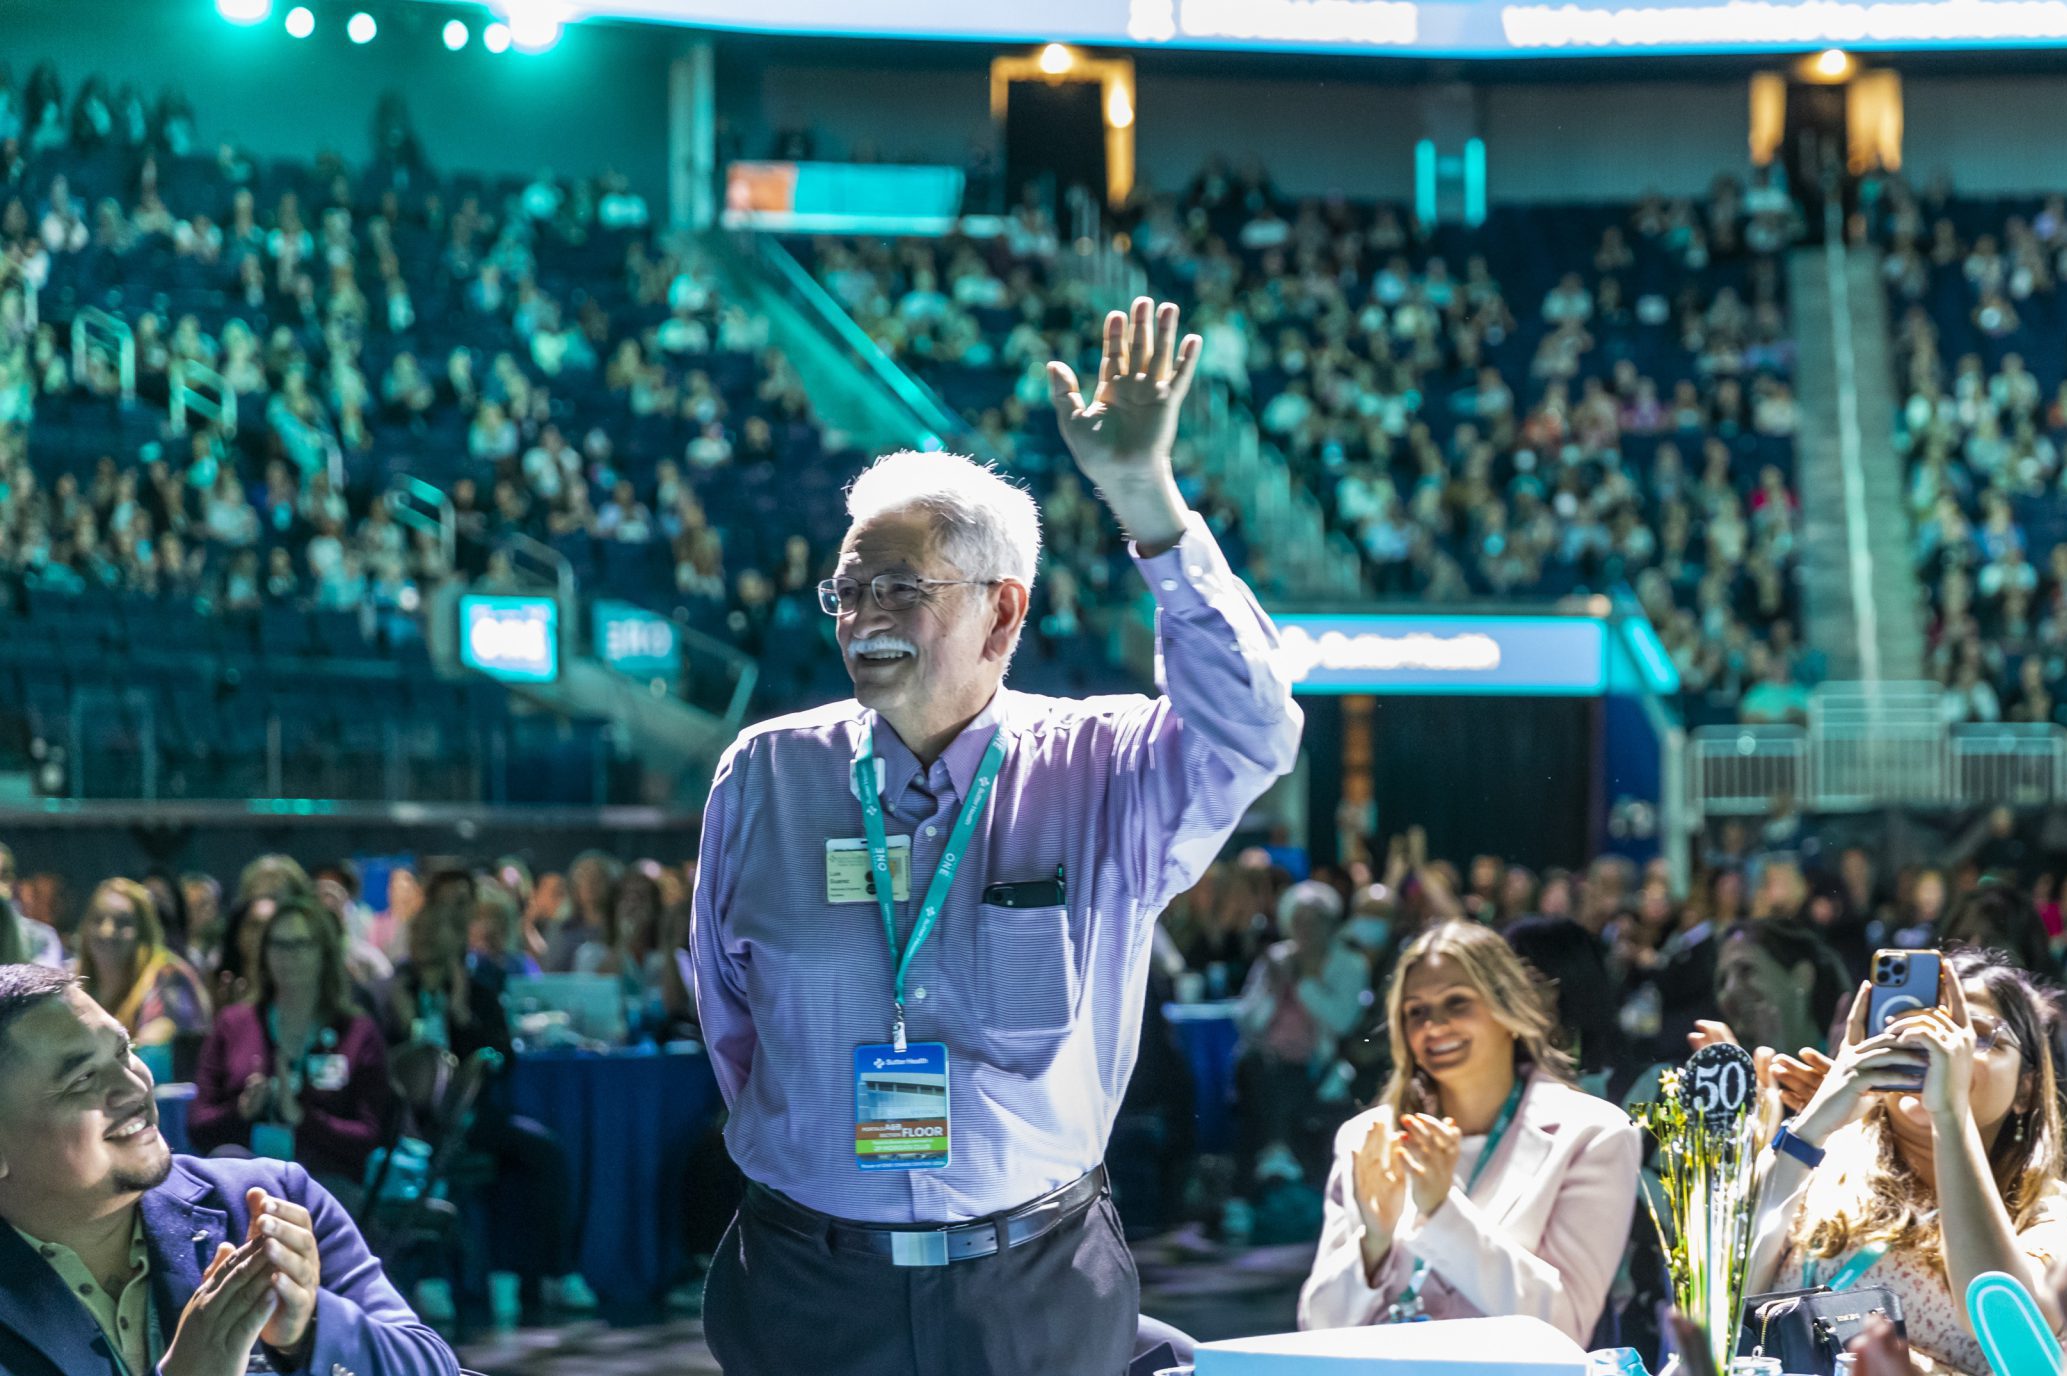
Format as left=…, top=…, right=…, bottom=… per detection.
left=1968, top=1269, right=2065, bottom=1376
left=1195, top=1315, right=1589, bottom=1376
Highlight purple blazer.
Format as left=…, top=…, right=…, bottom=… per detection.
left=188, top=1002, right=392, bottom=1183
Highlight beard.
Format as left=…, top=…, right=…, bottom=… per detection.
left=109, top=1141, right=174, bottom=1195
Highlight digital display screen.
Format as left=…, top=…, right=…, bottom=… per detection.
left=543, top=0, right=2067, bottom=56
left=460, top=594, right=561, bottom=684
left=1275, top=614, right=1609, bottom=695
left=593, top=599, right=681, bottom=679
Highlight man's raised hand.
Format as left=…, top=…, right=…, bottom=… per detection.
left=1046, top=296, right=1201, bottom=490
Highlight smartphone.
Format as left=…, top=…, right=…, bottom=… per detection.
left=1868, top=948, right=1939, bottom=1090
left=1868, top=948, right=1942, bottom=1033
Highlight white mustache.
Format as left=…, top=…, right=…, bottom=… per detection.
left=850, top=635, right=918, bottom=659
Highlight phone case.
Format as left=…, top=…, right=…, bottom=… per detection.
left=1868, top=950, right=1942, bottom=1034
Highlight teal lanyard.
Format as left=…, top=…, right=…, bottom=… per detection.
left=1390, top=1077, right=1528, bottom=1316
left=854, top=725, right=1008, bottom=1053
left=1805, top=1212, right=1934, bottom=1290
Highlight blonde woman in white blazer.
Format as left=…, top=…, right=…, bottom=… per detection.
left=1299, top=920, right=1642, bottom=1343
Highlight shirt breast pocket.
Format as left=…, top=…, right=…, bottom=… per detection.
left=976, top=902, right=1080, bottom=1041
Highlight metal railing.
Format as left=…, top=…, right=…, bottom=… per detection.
left=1057, top=195, right=1365, bottom=600
left=385, top=477, right=456, bottom=573
left=60, top=704, right=514, bottom=805
left=169, top=360, right=235, bottom=437
left=1688, top=680, right=2067, bottom=816
left=671, top=617, right=760, bottom=730
left=72, top=307, right=134, bottom=403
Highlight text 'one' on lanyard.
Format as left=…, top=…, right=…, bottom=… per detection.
left=853, top=726, right=1008, bottom=1053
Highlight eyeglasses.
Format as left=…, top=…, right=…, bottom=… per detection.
left=817, top=574, right=999, bottom=616
left=1974, top=1016, right=2023, bottom=1055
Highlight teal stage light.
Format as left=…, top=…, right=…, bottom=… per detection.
left=443, top=18, right=471, bottom=49
left=283, top=5, right=314, bottom=36
left=347, top=11, right=377, bottom=42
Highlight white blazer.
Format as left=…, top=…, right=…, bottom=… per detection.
left=1298, top=1070, right=1642, bottom=1343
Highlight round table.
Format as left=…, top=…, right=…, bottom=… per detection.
left=1161, top=1001, right=1241, bottom=1154
left=507, top=1044, right=721, bottom=1305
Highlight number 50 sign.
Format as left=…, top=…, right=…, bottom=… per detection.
left=1679, top=1043, right=1756, bottom=1126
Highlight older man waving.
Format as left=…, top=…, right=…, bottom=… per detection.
left=691, top=296, right=1303, bottom=1376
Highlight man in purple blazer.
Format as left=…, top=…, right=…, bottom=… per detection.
left=0, top=964, right=458, bottom=1376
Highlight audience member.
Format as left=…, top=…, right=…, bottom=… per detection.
left=0, top=964, right=459, bottom=1376
left=1300, top=921, right=1640, bottom=1339
left=72, top=877, right=211, bottom=1053
left=187, top=896, right=391, bottom=1204
left=1747, top=951, right=2067, bottom=1373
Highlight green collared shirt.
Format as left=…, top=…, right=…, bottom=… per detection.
left=13, top=1210, right=154, bottom=1376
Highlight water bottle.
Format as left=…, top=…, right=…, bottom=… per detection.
left=1586, top=1349, right=1650, bottom=1376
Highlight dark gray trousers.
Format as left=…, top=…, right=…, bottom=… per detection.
left=703, top=1181, right=1139, bottom=1376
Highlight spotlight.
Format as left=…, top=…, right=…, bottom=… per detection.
left=1106, top=82, right=1133, bottom=129
left=506, top=1, right=564, bottom=52
left=443, top=18, right=471, bottom=49
left=284, top=5, right=314, bottom=37
left=1038, top=43, right=1074, bottom=74
left=216, top=0, right=271, bottom=23
left=483, top=21, right=512, bottom=52
left=1815, top=47, right=1851, bottom=78
left=347, top=11, right=377, bottom=43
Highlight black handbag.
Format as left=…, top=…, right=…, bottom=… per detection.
left=1735, top=1285, right=1907, bottom=1376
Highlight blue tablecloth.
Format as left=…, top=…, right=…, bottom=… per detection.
left=1162, top=1002, right=1241, bottom=1154
left=508, top=1045, right=721, bottom=1306
left=154, top=1047, right=724, bottom=1307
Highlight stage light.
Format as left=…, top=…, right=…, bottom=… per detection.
left=1815, top=47, right=1851, bottom=77
left=284, top=5, right=314, bottom=37
left=1038, top=42, right=1074, bottom=74
left=347, top=11, right=377, bottom=42
left=483, top=21, right=512, bottom=52
left=1106, top=82, right=1133, bottom=129
left=443, top=18, right=471, bottom=49
left=216, top=0, right=271, bottom=24
left=506, top=1, right=565, bottom=51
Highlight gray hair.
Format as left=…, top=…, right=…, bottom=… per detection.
left=1277, top=880, right=1345, bottom=929
left=845, top=451, right=1042, bottom=588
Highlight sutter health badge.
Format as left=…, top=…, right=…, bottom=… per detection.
left=853, top=1041, right=950, bottom=1171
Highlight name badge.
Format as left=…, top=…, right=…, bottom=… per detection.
left=854, top=1041, right=949, bottom=1171
left=827, top=836, right=912, bottom=904
left=306, top=1053, right=351, bottom=1093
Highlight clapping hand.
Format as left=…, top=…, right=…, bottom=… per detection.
left=236, top=1073, right=271, bottom=1122
left=245, top=1188, right=321, bottom=1355
left=159, top=1240, right=281, bottom=1376
left=1399, top=1114, right=1462, bottom=1218
left=1351, top=1119, right=1408, bottom=1248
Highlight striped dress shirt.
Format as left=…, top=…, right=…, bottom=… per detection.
left=690, top=513, right=1302, bottom=1222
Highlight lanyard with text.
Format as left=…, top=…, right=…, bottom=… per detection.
left=1386, top=1076, right=1528, bottom=1321
left=854, top=725, right=1008, bottom=1053
left=1805, top=1210, right=1935, bottom=1290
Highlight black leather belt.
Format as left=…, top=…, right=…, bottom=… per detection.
left=745, top=1166, right=1108, bottom=1268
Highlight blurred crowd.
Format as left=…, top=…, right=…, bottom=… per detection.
left=1873, top=170, right=2067, bottom=726
left=0, top=839, right=713, bottom=1324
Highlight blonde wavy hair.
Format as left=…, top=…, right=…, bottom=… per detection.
left=1378, top=920, right=1576, bottom=1119
left=1792, top=947, right=2067, bottom=1271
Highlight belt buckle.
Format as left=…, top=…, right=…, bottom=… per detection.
left=890, top=1230, right=950, bottom=1267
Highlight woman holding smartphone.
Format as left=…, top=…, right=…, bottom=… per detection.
left=1746, top=947, right=2067, bottom=1375
left=1299, top=921, right=1641, bottom=1340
